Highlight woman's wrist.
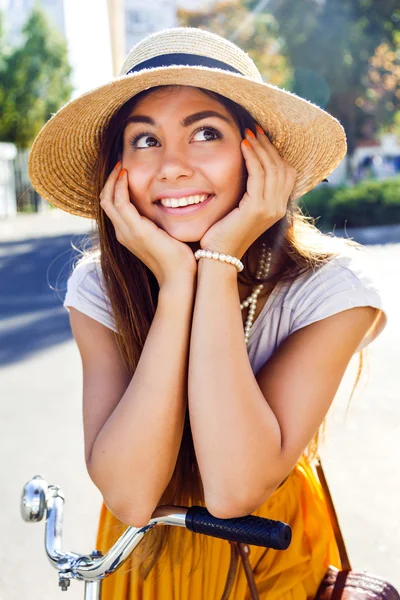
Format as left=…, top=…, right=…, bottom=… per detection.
left=199, top=237, right=248, bottom=260
left=197, top=252, right=239, bottom=281
left=158, top=270, right=197, bottom=296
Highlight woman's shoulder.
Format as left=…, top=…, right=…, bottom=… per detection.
left=283, top=246, right=388, bottom=351
left=64, top=252, right=106, bottom=301
left=286, top=247, right=384, bottom=304
left=63, top=252, right=117, bottom=333
left=67, top=251, right=103, bottom=284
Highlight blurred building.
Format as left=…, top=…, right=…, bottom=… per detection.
left=108, top=0, right=215, bottom=74
left=352, top=134, right=400, bottom=183
left=0, top=142, right=17, bottom=217
left=124, top=0, right=177, bottom=54
left=0, top=0, right=66, bottom=45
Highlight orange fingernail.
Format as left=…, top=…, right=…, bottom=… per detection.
left=115, top=160, right=121, bottom=169
left=243, top=139, right=252, bottom=148
left=118, top=168, right=126, bottom=179
left=245, top=128, right=256, bottom=138
left=256, top=125, right=264, bottom=135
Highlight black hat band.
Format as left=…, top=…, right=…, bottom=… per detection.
left=126, top=53, right=243, bottom=76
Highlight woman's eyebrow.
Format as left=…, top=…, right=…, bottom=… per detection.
left=126, top=110, right=232, bottom=127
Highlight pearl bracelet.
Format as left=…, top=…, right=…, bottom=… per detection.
left=194, top=249, right=244, bottom=273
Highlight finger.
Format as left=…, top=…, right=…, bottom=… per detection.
left=101, top=169, right=141, bottom=237
left=99, top=160, right=122, bottom=205
left=243, top=135, right=288, bottom=221
left=244, top=130, right=284, bottom=197
left=248, top=129, right=291, bottom=203
left=255, top=126, right=285, bottom=165
left=114, top=169, right=133, bottom=209
left=246, top=127, right=281, bottom=170
left=111, top=169, right=142, bottom=223
left=241, top=139, right=265, bottom=201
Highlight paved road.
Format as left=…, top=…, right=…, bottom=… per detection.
left=1, top=210, right=399, bottom=598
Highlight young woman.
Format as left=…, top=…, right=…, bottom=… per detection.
left=28, top=27, right=387, bottom=599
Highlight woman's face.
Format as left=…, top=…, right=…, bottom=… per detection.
left=121, top=86, right=247, bottom=242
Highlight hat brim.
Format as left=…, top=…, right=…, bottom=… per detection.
left=28, top=65, right=346, bottom=219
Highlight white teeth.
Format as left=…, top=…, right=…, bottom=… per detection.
left=160, top=194, right=210, bottom=208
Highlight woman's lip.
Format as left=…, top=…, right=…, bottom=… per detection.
left=157, top=194, right=214, bottom=215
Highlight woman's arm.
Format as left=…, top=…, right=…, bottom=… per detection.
left=70, top=274, right=196, bottom=528
left=188, top=258, right=377, bottom=518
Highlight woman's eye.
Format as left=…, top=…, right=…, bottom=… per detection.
left=131, top=132, right=159, bottom=149
left=130, top=126, right=222, bottom=149
left=192, top=126, right=222, bottom=142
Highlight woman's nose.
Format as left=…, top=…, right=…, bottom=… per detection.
left=157, top=148, right=195, bottom=180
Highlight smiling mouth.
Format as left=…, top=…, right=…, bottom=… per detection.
left=156, top=194, right=215, bottom=213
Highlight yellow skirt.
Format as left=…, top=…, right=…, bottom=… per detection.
left=95, top=455, right=341, bottom=599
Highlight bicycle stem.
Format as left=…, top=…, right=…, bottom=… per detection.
left=22, top=476, right=190, bottom=584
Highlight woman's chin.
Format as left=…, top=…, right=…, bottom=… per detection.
left=163, top=225, right=208, bottom=243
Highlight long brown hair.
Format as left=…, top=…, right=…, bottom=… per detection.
left=77, top=85, right=366, bottom=579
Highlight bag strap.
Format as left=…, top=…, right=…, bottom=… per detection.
left=220, top=541, right=239, bottom=600
left=315, top=457, right=352, bottom=571
left=237, top=543, right=260, bottom=599
left=220, top=541, right=259, bottom=600
left=220, top=457, right=351, bottom=600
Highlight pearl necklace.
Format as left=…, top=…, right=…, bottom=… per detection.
left=240, top=242, right=272, bottom=345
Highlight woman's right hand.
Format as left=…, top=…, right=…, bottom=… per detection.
left=99, top=161, right=197, bottom=288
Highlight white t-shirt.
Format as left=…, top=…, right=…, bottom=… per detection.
left=63, top=249, right=387, bottom=375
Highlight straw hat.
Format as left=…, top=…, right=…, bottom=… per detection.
left=28, top=26, right=346, bottom=219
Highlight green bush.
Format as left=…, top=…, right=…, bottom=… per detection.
left=298, top=177, right=400, bottom=230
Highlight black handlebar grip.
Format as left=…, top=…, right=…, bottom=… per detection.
left=185, top=506, right=291, bottom=550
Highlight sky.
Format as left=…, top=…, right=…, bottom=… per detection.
left=63, top=0, right=113, bottom=99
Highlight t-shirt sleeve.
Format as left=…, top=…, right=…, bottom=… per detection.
left=289, top=253, right=388, bottom=353
left=63, top=259, right=118, bottom=333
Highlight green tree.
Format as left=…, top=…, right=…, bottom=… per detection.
left=180, top=0, right=400, bottom=160
left=177, top=0, right=292, bottom=89
left=260, top=0, right=400, bottom=156
left=362, top=32, right=400, bottom=135
left=0, top=11, right=9, bottom=82
left=0, top=6, right=73, bottom=148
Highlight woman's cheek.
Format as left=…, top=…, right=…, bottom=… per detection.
left=126, top=165, right=149, bottom=195
left=213, top=147, right=243, bottom=177
left=126, top=180, right=148, bottom=213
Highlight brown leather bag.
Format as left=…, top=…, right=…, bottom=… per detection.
left=314, top=459, right=400, bottom=599
left=220, top=458, right=400, bottom=600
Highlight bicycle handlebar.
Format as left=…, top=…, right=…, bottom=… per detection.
left=21, top=475, right=292, bottom=596
left=185, top=506, right=291, bottom=550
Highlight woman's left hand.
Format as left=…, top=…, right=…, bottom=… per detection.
left=200, top=125, right=297, bottom=259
